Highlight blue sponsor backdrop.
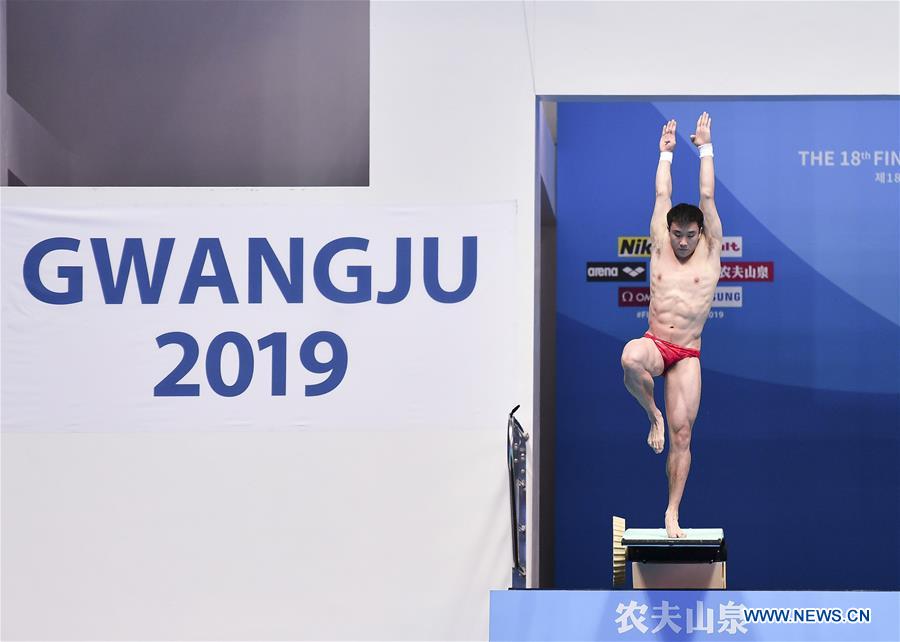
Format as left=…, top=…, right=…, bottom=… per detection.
left=555, top=98, right=900, bottom=590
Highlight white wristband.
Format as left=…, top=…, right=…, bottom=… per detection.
left=699, top=144, right=713, bottom=158
left=659, top=151, right=673, bottom=163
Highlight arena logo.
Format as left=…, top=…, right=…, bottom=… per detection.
left=587, top=262, right=647, bottom=282
left=617, top=236, right=743, bottom=257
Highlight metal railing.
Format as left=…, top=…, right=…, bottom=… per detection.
left=507, top=405, right=528, bottom=587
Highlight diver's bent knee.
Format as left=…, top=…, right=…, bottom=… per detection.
left=621, top=341, right=646, bottom=372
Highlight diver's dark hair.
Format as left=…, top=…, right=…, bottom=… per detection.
left=666, top=203, right=704, bottom=230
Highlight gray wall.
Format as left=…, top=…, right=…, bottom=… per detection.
left=3, top=0, right=369, bottom=186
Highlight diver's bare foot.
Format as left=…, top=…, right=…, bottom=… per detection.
left=647, top=410, right=665, bottom=454
left=665, top=510, right=686, bottom=538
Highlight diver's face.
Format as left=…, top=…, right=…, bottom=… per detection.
left=669, top=221, right=701, bottom=259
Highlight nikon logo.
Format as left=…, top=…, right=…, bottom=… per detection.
left=618, top=237, right=653, bottom=257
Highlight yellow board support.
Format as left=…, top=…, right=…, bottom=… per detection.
left=612, top=516, right=626, bottom=587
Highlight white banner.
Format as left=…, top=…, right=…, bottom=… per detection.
left=720, top=236, right=743, bottom=258
left=712, top=286, right=743, bottom=308
left=2, top=203, right=517, bottom=432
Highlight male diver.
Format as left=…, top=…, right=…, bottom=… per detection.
left=620, top=112, right=722, bottom=538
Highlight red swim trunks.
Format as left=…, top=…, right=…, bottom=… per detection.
left=644, top=332, right=701, bottom=374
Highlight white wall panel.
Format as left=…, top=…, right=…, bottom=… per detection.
left=530, top=1, right=899, bottom=96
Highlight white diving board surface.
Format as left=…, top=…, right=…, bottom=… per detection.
left=623, top=528, right=724, bottom=546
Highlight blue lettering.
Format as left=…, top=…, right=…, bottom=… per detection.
left=376, top=237, right=411, bottom=304
left=25, top=235, right=478, bottom=306
left=206, top=332, right=254, bottom=397
left=91, top=238, right=174, bottom=304
left=248, top=238, right=303, bottom=303
left=23, top=237, right=83, bottom=304
left=258, top=332, right=287, bottom=396
left=300, top=331, right=348, bottom=396
left=423, top=236, right=477, bottom=303
left=313, top=237, right=371, bottom=304
left=180, top=238, right=239, bottom=304
left=154, top=332, right=201, bottom=396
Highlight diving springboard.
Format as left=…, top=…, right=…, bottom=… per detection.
left=621, top=527, right=727, bottom=589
